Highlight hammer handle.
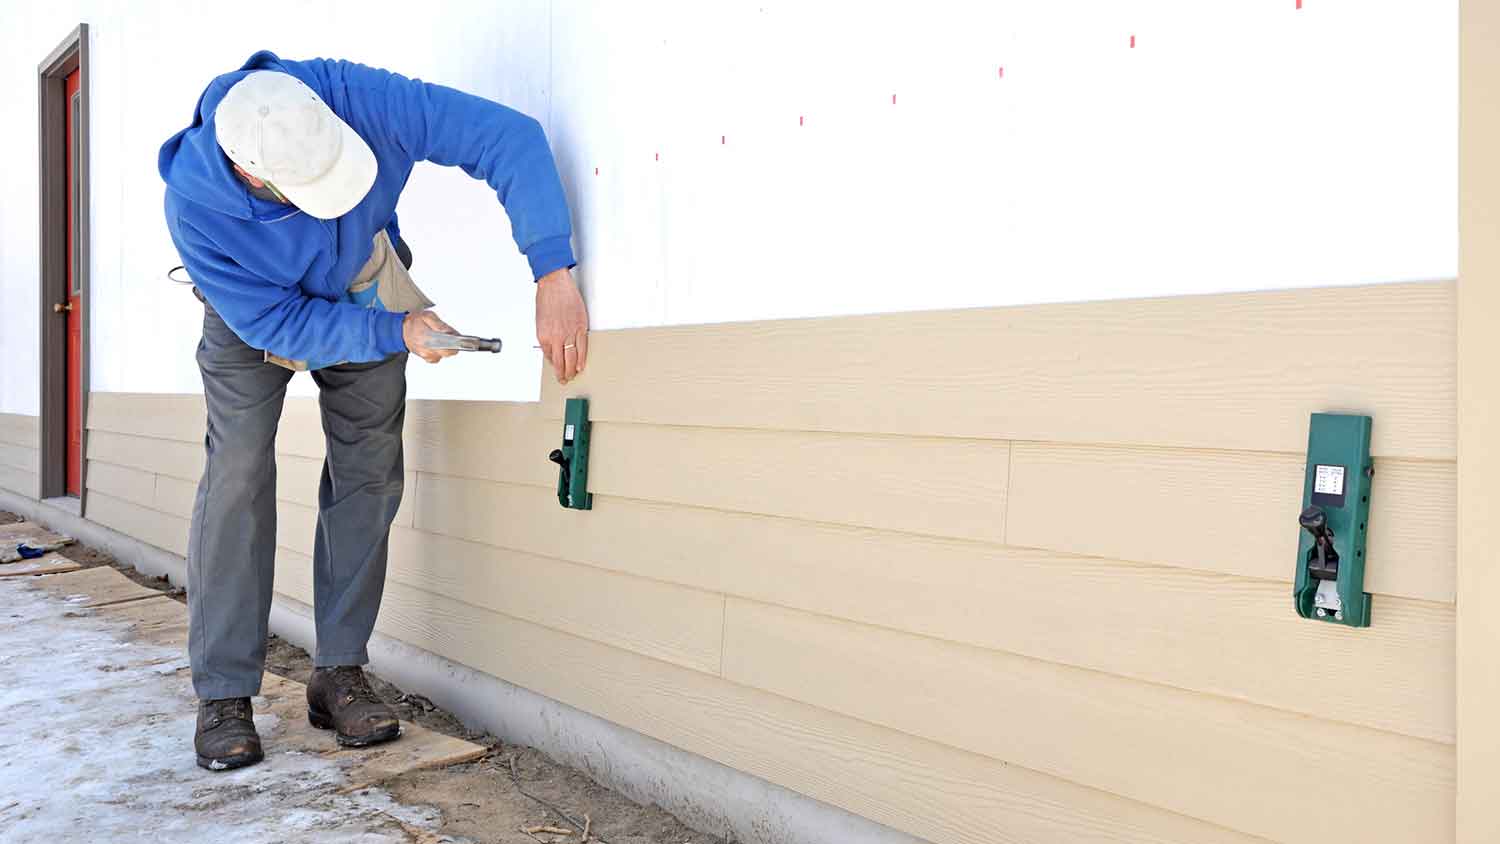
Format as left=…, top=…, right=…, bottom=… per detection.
left=426, top=333, right=503, bottom=353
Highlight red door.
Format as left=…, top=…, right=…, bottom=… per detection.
left=64, top=69, right=82, bottom=496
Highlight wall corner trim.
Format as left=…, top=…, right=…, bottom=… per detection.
left=1457, top=2, right=1500, bottom=841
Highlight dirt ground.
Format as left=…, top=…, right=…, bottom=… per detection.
left=0, top=510, right=725, bottom=844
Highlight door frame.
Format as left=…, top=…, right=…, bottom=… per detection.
left=36, top=23, right=89, bottom=506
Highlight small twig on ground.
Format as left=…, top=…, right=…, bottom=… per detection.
left=507, top=754, right=609, bottom=844
left=583, top=814, right=591, bottom=841
left=523, top=826, right=574, bottom=835
left=373, top=809, right=447, bottom=844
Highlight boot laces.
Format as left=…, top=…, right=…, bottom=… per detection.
left=331, top=666, right=382, bottom=705
left=207, top=697, right=251, bottom=723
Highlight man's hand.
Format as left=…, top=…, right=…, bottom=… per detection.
left=535, top=268, right=589, bottom=383
left=403, top=310, right=461, bottom=363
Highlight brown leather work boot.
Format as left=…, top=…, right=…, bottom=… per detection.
left=306, top=665, right=402, bottom=747
left=195, top=697, right=264, bottom=771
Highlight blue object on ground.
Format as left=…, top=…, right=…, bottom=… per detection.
left=16, top=545, right=45, bottom=560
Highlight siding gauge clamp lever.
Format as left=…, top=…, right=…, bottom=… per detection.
left=1300, top=505, right=1342, bottom=618
left=548, top=449, right=571, bottom=494
left=1299, top=506, right=1339, bottom=581
left=549, top=398, right=594, bottom=510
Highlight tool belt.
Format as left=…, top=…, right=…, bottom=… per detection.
left=264, top=230, right=433, bottom=371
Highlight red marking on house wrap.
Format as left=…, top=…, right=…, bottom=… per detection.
left=1297, top=0, right=1303, bottom=7
left=998, top=66, right=1005, bottom=79
left=721, top=135, right=725, bottom=145
left=892, top=94, right=897, bottom=104
left=799, top=115, right=804, bottom=126
left=594, top=167, right=598, bottom=175
left=1130, top=34, right=1136, bottom=48
left=655, top=152, right=659, bottom=161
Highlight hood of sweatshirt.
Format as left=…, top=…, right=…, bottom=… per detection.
left=158, top=50, right=305, bottom=223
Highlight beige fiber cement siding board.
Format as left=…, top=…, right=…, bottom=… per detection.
left=269, top=461, right=422, bottom=529
left=384, top=528, right=725, bottom=674
left=0, top=466, right=40, bottom=499
left=1007, top=443, right=1456, bottom=604
left=722, top=599, right=1453, bottom=844
left=85, top=422, right=414, bottom=526
left=287, top=400, right=553, bottom=488
left=85, top=491, right=190, bottom=557
left=541, top=281, right=1455, bottom=459
left=263, top=467, right=419, bottom=529
left=400, top=402, right=1012, bottom=525
left=403, top=401, right=557, bottom=487
left=412, top=473, right=1452, bottom=743
left=86, top=392, right=322, bottom=458
left=1459, top=1, right=1500, bottom=839
left=0, top=413, right=39, bottom=448
left=273, top=547, right=316, bottom=599
left=274, top=501, right=723, bottom=674
left=587, top=424, right=1011, bottom=544
left=152, top=474, right=198, bottom=521
left=87, top=430, right=204, bottom=482
left=268, top=451, right=420, bottom=524
left=88, top=393, right=324, bottom=467
left=270, top=557, right=1268, bottom=844
left=0, top=443, right=40, bottom=474
left=89, top=392, right=552, bottom=491
left=275, top=497, right=319, bottom=555
left=0, top=445, right=41, bottom=501
left=85, top=459, right=157, bottom=505
left=335, top=402, right=1011, bottom=535
left=87, top=392, right=205, bottom=442
left=393, top=473, right=417, bottom=527
left=274, top=453, right=327, bottom=508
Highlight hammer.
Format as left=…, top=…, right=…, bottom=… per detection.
left=424, top=333, right=503, bottom=353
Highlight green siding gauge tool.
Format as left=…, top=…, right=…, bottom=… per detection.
left=1294, top=413, right=1374, bottom=628
left=548, top=397, right=593, bottom=510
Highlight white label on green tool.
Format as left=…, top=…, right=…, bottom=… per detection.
left=564, top=424, right=575, bottom=441
left=1314, top=464, right=1345, bottom=496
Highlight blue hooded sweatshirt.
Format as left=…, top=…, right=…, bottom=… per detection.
left=159, top=51, right=575, bottom=365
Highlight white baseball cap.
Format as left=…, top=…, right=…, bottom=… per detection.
left=214, top=70, right=376, bottom=219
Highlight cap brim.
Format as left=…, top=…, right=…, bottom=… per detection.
left=276, top=118, right=377, bottom=220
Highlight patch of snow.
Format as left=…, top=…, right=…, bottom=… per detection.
left=0, top=580, right=459, bottom=843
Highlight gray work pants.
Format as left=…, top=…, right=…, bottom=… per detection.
left=187, top=302, right=407, bottom=700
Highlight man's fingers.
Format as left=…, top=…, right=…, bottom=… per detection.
left=427, top=313, right=459, bottom=335
left=543, top=339, right=563, bottom=381
left=574, top=331, right=589, bottom=375
left=563, top=343, right=580, bottom=382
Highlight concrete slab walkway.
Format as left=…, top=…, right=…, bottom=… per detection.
left=0, top=564, right=483, bottom=843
